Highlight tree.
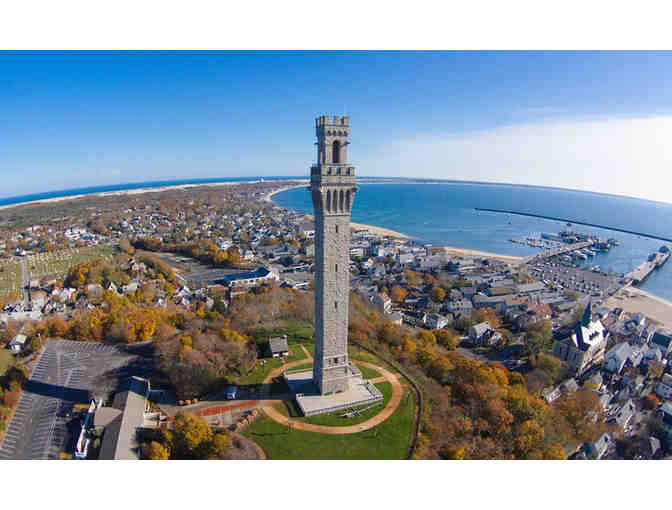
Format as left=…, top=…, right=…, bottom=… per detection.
left=430, top=286, right=446, bottom=303
left=645, top=392, right=660, bottom=410
left=171, top=413, right=214, bottom=459
left=416, top=329, right=437, bottom=346
left=208, top=433, right=231, bottom=459
left=404, top=270, right=419, bottom=286
left=648, top=360, right=664, bottom=379
left=390, top=285, right=407, bottom=303
left=435, top=329, right=458, bottom=350
left=143, top=440, right=170, bottom=460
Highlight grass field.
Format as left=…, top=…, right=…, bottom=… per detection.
left=357, top=364, right=381, bottom=380
left=24, top=244, right=117, bottom=281
left=0, top=261, right=22, bottom=297
left=0, top=349, right=16, bottom=376
left=231, top=344, right=306, bottom=385
left=251, top=320, right=314, bottom=345
left=277, top=381, right=392, bottom=427
left=244, top=384, right=415, bottom=460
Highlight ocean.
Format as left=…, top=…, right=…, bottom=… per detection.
left=272, top=182, right=672, bottom=301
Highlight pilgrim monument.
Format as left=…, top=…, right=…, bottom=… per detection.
left=310, top=115, right=357, bottom=395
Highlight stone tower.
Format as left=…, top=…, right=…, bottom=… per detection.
left=310, top=115, right=357, bottom=395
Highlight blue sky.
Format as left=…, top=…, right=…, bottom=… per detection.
left=2, top=51, right=672, bottom=202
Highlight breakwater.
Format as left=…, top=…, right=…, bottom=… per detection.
left=475, top=208, right=672, bottom=243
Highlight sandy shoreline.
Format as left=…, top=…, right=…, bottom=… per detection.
left=604, top=285, right=672, bottom=328
left=0, top=179, right=305, bottom=212
left=441, top=247, right=523, bottom=263
left=263, top=182, right=308, bottom=202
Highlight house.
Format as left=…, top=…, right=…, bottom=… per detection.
left=97, top=377, right=150, bottom=460
left=552, top=303, right=608, bottom=374
left=610, top=399, right=636, bottom=428
left=604, top=343, right=639, bottom=374
left=267, top=335, right=289, bottom=358
left=8, top=334, right=28, bottom=353
left=469, top=322, right=502, bottom=346
left=388, top=311, right=403, bottom=325
left=584, top=432, right=613, bottom=460
left=372, top=293, right=392, bottom=314
left=446, top=299, right=473, bottom=315
left=651, top=330, right=672, bottom=355
left=656, top=374, right=672, bottom=400
left=426, top=313, right=449, bottom=330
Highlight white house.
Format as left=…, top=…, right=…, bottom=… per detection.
left=8, top=334, right=28, bottom=353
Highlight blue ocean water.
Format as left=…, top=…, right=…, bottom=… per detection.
left=272, top=183, right=672, bottom=301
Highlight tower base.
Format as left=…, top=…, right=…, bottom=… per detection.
left=283, top=364, right=383, bottom=417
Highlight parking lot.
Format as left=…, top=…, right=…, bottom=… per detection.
left=525, top=258, right=623, bottom=297
left=0, top=340, right=152, bottom=460
left=154, top=253, right=251, bottom=288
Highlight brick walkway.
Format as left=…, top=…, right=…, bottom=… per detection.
left=262, top=360, right=403, bottom=435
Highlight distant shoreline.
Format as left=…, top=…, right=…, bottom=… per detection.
left=0, top=179, right=283, bottom=213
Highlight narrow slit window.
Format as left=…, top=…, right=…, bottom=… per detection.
left=335, top=225, right=339, bottom=233
left=335, top=263, right=338, bottom=273
left=334, top=301, right=338, bottom=310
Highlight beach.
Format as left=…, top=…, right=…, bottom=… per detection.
left=441, top=246, right=523, bottom=264
left=263, top=182, right=309, bottom=202
left=0, top=180, right=281, bottom=212
left=604, top=286, right=672, bottom=328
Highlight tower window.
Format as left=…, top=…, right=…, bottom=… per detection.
left=334, top=301, right=338, bottom=310
left=335, top=225, right=339, bottom=233
left=333, top=140, right=341, bottom=163
left=335, top=263, right=338, bottom=273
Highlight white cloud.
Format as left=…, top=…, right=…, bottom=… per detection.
left=360, top=115, right=672, bottom=204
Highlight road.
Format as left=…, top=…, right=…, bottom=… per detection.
left=20, top=258, right=28, bottom=305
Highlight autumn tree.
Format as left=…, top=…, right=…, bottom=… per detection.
left=648, top=360, right=664, bottom=379
left=430, top=286, right=446, bottom=303
left=142, top=440, right=170, bottom=460
left=171, top=413, right=214, bottom=459
left=390, top=285, right=407, bottom=303
left=435, top=329, right=458, bottom=350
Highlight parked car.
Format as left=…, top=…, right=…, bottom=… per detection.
left=226, top=385, right=238, bottom=400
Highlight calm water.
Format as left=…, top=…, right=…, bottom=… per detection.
left=273, top=183, right=672, bottom=301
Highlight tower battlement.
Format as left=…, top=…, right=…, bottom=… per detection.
left=316, top=115, right=349, bottom=127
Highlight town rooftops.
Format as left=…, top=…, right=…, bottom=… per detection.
left=651, top=329, right=672, bottom=352
left=98, top=376, right=149, bottom=460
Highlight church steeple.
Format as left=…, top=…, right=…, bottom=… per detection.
left=582, top=302, right=592, bottom=327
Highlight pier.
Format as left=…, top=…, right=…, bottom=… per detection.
left=475, top=208, right=672, bottom=243
left=626, top=251, right=671, bottom=284
left=522, top=241, right=594, bottom=264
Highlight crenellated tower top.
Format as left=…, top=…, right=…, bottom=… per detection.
left=310, top=115, right=356, bottom=216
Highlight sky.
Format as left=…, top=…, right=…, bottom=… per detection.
left=2, top=51, right=672, bottom=203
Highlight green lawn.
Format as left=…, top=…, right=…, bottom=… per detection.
left=230, top=344, right=308, bottom=385
left=0, top=349, right=15, bottom=376
left=277, top=382, right=392, bottom=427
left=243, top=385, right=415, bottom=460
left=251, top=320, right=314, bottom=345
left=24, top=245, right=118, bottom=281
left=357, top=364, right=381, bottom=380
